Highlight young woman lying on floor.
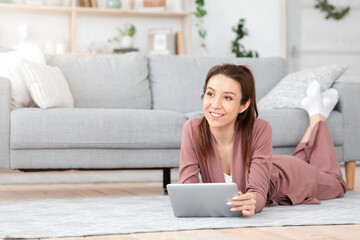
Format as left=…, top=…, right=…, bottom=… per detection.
left=179, top=64, right=346, bottom=217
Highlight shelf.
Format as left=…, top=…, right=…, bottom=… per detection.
left=0, top=0, right=192, bottom=55
left=75, top=7, right=192, bottom=17
left=53, top=52, right=117, bottom=56
left=0, top=3, right=72, bottom=13
left=0, top=3, right=191, bottom=17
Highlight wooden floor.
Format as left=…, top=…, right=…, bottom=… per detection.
left=0, top=167, right=359, bottom=240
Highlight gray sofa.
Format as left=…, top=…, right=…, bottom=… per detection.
left=0, top=53, right=358, bottom=190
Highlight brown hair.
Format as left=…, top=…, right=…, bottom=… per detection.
left=198, top=64, right=258, bottom=170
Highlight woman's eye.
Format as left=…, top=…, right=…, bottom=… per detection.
left=225, top=96, right=233, bottom=100
left=206, top=92, right=213, bottom=97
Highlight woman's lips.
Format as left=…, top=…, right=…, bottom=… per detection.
left=209, top=111, right=224, bottom=119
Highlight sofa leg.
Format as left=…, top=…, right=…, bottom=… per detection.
left=345, top=161, right=356, bottom=190
left=163, top=168, right=171, bottom=194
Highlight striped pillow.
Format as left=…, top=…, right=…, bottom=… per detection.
left=258, top=65, right=348, bottom=109
left=22, top=59, right=74, bottom=109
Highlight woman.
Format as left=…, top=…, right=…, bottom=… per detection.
left=179, top=64, right=347, bottom=217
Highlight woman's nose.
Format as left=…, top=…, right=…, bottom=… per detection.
left=211, top=97, right=222, bottom=108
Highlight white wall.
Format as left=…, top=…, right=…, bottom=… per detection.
left=288, top=0, right=360, bottom=82
left=0, top=0, right=285, bottom=58
left=0, top=12, right=69, bottom=50
left=195, top=0, right=284, bottom=58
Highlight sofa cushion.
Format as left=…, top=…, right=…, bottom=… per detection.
left=46, top=52, right=151, bottom=109
left=149, top=55, right=288, bottom=113
left=258, top=108, right=343, bottom=147
left=11, top=108, right=187, bottom=149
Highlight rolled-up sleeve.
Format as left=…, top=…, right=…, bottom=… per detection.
left=178, top=120, right=201, bottom=183
left=246, top=122, right=272, bottom=213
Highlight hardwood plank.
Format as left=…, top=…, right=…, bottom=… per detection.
left=0, top=182, right=164, bottom=202
left=64, top=186, right=113, bottom=198
left=4, top=184, right=83, bottom=201
left=99, top=228, right=293, bottom=240
left=293, top=225, right=359, bottom=240
left=218, top=228, right=292, bottom=240
left=259, top=225, right=360, bottom=240
left=86, top=234, right=139, bottom=240
left=46, top=238, right=83, bottom=240
left=310, top=225, right=360, bottom=240
left=0, top=186, right=26, bottom=202
left=127, top=229, right=232, bottom=240
left=84, top=184, right=137, bottom=197
left=117, top=182, right=164, bottom=196
left=4, top=185, right=50, bottom=201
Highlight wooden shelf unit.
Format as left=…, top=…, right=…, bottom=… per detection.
left=0, top=0, right=192, bottom=55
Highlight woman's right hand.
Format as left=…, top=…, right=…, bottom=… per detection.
left=226, top=190, right=256, bottom=217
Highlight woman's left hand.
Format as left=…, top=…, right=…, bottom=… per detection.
left=226, top=190, right=256, bottom=217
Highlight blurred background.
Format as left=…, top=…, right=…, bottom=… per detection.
left=0, top=0, right=358, bottom=81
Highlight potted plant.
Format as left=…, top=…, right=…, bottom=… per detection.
left=109, top=24, right=136, bottom=49
left=231, top=18, right=259, bottom=58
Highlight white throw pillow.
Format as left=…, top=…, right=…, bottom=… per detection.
left=0, top=44, right=46, bottom=109
left=258, top=65, right=348, bottom=109
left=22, top=59, right=74, bottom=109
left=0, top=52, right=33, bottom=109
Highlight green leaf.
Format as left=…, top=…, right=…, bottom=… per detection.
left=198, top=29, right=206, bottom=39
left=197, top=7, right=207, bottom=17
left=195, top=0, right=204, bottom=7
left=194, top=12, right=201, bottom=18
left=315, top=0, right=350, bottom=20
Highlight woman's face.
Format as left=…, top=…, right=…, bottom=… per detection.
left=203, top=74, right=249, bottom=130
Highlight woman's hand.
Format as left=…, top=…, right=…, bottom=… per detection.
left=226, top=190, right=256, bottom=217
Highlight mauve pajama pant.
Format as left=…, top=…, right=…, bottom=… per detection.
left=269, top=121, right=347, bottom=206
left=292, top=120, right=347, bottom=199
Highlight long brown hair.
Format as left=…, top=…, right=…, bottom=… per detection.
left=198, top=64, right=258, bottom=170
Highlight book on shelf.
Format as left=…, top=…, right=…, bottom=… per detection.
left=143, top=0, right=165, bottom=7
left=130, top=0, right=135, bottom=9
left=90, top=0, right=97, bottom=7
left=79, top=0, right=91, bottom=7
left=142, top=0, right=166, bottom=11
left=175, top=32, right=184, bottom=55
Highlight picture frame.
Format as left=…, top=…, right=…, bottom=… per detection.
left=148, top=28, right=173, bottom=55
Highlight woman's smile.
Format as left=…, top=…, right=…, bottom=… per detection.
left=209, top=111, right=224, bottom=119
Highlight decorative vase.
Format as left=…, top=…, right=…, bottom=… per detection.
left=107, top=0, right=121, bottom=8
left=121, top=35, right=134, bottom=48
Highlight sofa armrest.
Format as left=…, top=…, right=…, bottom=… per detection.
left=333, top=81, right=360, bottom=162
left=0, top=77, right=11, bottom=168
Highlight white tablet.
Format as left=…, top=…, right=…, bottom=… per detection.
left=167, top=183, right=241, bottom=217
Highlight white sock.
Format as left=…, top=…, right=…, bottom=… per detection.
left=300, top=81, right=339, bottom=119
left=321, top=88, right=339, bottom=119
left=300, top=81, right=322, bottom=117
